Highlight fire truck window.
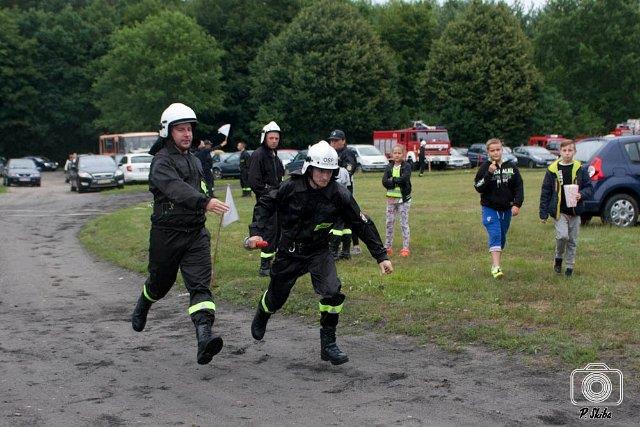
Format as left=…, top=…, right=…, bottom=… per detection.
left=104, top=138, right=114, bottom=151
left=410, top=133, right=417, bottom=141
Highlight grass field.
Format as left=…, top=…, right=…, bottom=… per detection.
left=0, top=185, right=6, bottom=194
left=80, top=169, right=640, bottom=373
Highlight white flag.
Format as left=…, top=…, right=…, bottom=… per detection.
left=222, top=184, right=239, bottom=227
left=218, top=124, right=231, bottom=137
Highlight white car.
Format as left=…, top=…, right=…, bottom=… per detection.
left=117, top=153, right=153, bottom=183
left=349, top=144, right=388, bottom=172
left=277, top=149, right=299, bottom=168
left=448, top=148, right=471, bottom=169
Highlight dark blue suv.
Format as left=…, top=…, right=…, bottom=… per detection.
left=576, top=136, right=640, bottom=227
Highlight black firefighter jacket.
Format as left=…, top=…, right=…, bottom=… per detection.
left=149, top=141, right=210, bottom=229
left=474, top=160, right=524, bottom=211
left=250, top=175, right=388, bottom=263
left=248, top=145, right=284, bottom=198
left=337, top=147, right=358, bottom=178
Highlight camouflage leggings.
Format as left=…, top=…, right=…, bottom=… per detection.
left=385, top=198, right=411, bottom=249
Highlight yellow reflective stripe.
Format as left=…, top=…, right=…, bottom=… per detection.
left=261, top=291, right=274, bottom=314
left=330, top=229, right=344, bottom=236
left=342, top=228, right=352, bottom=235
left=242, top=187, right=252, bottom=191
left=260, top=251, right=275, bottom=259
left=188, top=301, right=216, bottom=315
left=315, top=222, right=333, bottom=231
left=143, top=285, right=157, bottom=302
left=386, top=167, right=402, bottom=197
left=318, top=302, right=343, bottom=314
left=200, top=181, right=208, bottom=193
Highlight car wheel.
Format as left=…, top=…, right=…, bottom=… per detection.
left=603, top=194, right=638, bottom=227
left=213, top=168, right=222, bottom=180
left=76, top=179, right=85, bottom=193
left=528, top=160, right=535, bottom=168
left=580, top=214, right=592, bottom=226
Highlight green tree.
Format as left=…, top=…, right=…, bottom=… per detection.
left=93, top=10, right=225, bottom=135
left=249, top=0, right=401, bottom=146
left=421, top=0, right=539, bottom=145
left=188, top=0, right=301, bottom=142
left=533, top=0, right=640, bottom=131
left=530, top=84, right=574, bottom=136
left=0, top=8, right=43, bottom=158
left=370, top=0, right=437, bottom=120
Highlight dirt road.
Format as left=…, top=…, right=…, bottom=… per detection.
left=0, top=172, right=636, bottom=425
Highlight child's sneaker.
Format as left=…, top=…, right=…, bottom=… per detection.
left=491, top=266, right=504, bottom=279
left=554, top=258, right=562, bottom=274
left=565, top=268, right=573, bottom=277
left=386, top=247, right=393, bottom=257
left=400, top=248, right=410, bottom=257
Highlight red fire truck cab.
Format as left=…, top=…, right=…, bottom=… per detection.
left=373, top=121, right=451, bottom=169
left=528, top=134, right=571, bottom=156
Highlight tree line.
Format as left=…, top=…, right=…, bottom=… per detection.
left=1, top=0, right=639, bottom=162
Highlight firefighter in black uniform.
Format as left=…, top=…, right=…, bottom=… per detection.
left=237, top=140, right=252, bottom=197
left=328, top=130, right=360, bottom=259
left=248, top=121, right=285, bottom=276
left=130, top=103, right=230, bottom=365
left=246, top=140, right=393, bottom=365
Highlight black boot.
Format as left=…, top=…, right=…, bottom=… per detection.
left=554, top=258, right=562, bottom=274
left=259, top=258, right=271, bottom=277
left=131, top=294, right=153, bottom=332
left=251, top=304, right=271, bottom=341
left=195, top=321, right=223, bottom=365
left=320, top=327, right=349, bottom=365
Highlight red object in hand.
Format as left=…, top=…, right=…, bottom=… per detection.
left=256, top=240, right=269, bottom=248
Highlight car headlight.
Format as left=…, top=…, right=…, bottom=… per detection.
left=78, top=171, right=92, bottom=178
left=115, top=169, right=124, bottom=176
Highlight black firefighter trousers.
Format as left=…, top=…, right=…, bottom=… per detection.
left=142, top=226, right=216, bottom=325
left=260, top=247, right=345, bottom=328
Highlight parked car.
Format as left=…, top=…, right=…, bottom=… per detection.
left=277, top=149, right=299, bottom=168
left=349, top=144, right=388, bottom=172
left=285, top=149, right=308, bottom=175
left=447, top=148, right=471, bottom=169
left=211, top=150, right=253, bottom=179
left=3, top=158, right=41, bottom=186
left=69, top=154, right=124, bottom=193
left=512, top=146, right=557, bottom=168
left=24, top=156, right=58, bottom=171
left=575, top=136, right=640, bottom=227
left=452, top=147, right=468, bottom=157
left=117, top=153, right=153, bottom=183
left=466, top=143, right=517, bottom=166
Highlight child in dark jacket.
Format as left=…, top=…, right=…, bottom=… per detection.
left=474, top=138, right=524, bottom=279
left=539, top=139, right=593, bottom=277
left=382, top=145, right=412, bottom=257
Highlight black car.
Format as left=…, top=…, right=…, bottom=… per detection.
left=69, top=154, right=124, bottom=193
left=576, top=136, right=640, bottom=227
left=211, top=150, right=253, bottom=179
left=25, top=156, right=59, bottom=171
left=3, top=158, right=41, bottom=186
left=512, top=146, right=557, bottom=168
left=285, top=149, right=308, bottom=174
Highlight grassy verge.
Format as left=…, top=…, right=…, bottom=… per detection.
left=0, top=185, right=6, bottom=194
left=80, top=170, right=640, bottom=372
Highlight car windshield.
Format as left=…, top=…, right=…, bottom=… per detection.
left=357, top=146, right=383, bottom=156
left=575, top=139, right=607, bottom=162
left=81, top=156, right=115, bottom=168
left=11, top=159, right=36, bottom=169
left=131, top=155, right=153, bottom=164
left=528, top=147, right=551, bottom=154
left=277, top=151, right=296, bottom=160
left=450, top=148, right=462, bottom=156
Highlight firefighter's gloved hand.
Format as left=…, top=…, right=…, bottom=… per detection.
left=379, top=260, right=393, bottom=275
left=206, top=198, right=229, bottom=215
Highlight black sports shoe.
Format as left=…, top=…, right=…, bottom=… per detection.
left=554, top=258, right=562, bottom=274
left=565, top=268, right=573, bottom=277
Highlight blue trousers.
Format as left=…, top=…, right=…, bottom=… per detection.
left=481, top=206, right=512, bottom=252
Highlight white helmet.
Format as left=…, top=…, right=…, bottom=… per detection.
left=301, top=140, right=339, bottom=174
left=260, top=121, right=281, bottom=144
left=420, top=139, right=427, bottom=147
left=159, top=103, right=197, bottom=138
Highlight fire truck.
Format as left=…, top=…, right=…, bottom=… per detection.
left=372, top=121, right=451, bottom=169
left=612, top=119, right=640, bottom=136
left=98, top=132, right=158, bottom=156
